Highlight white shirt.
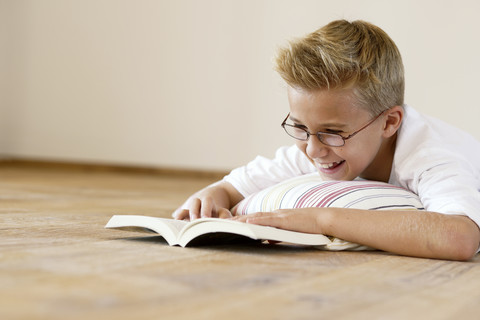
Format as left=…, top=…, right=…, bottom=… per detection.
left=224, top=105, right=480, bottom=227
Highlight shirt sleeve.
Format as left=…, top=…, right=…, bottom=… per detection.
left=394, top=145, right=480, bottom=228
left=223, top=145, right=316, bottom=197
left=390, top=105, right=480, bottom=228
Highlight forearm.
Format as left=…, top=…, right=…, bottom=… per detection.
left=241, top=207, right=480, bottom=260
left=321, top=208, right=480, bottom=261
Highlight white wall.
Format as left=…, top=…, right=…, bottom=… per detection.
left=3, top=0, right=480, bottom=171
left=0, top=0, right=7, bottom=155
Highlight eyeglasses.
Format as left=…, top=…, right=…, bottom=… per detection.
left=281, top=111, right=385, bottom=147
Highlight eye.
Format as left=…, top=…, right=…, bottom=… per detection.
left=324, top=129, right=344, bottom=135
left=287, top=121, right=307, bottom=130
left=293, top=124, right=308, bottom=130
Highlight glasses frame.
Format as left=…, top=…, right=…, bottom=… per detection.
left=281, top=111, right=385, bottom=147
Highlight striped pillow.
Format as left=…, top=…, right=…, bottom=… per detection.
left=232, top=173, right=423, bottom=250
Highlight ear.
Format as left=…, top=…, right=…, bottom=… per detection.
left=382, top=105, right=403, bottom=138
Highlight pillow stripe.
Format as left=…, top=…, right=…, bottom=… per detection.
left=324, top=186, right=423, bottom=210
left=263, top=175, right=320, bottom=211
left=294, top=182, right=411, bottom=208
left=294, top=181, right=340, bottom=207
left=370, top=204, right=425, bottom=210
left=329, top=190, right=424, bottom=210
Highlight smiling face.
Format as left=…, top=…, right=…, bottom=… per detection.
left=287, top=86, right=399, bottom=182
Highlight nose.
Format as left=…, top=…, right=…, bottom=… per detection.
left=305, top=135, right=329, bottom=159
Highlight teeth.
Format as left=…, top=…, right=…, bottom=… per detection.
left=320, top=161, right=342, bottom=169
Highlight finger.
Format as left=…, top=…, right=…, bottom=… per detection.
left=231, top=212, right=269, bottom=223
left=173, top=209, right=190, bottom=220
left=230, top=213, right=249, bottom=222
left=246, top=210, right=311, bottom=233
left=200, top=197, right=215, bottom=218
left=172, top=202, right=188, bottom=218
left=189, top=198, right=201, bottom=220
left=245, top=212, right=286, bottom=227
left=172, top=208, right=181, bottom=219
left=242, top=211, right=276, bottom=220
left=217, top=208, right=233, bottom=219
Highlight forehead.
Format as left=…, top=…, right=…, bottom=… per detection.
left=287, top=86, right=369, bottom=124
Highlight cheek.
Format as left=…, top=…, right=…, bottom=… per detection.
left=344, top=139, right=381, bottom=168
left=296, top=141, right=309, bottom=158
left=295, top=140, right=305, bottom=149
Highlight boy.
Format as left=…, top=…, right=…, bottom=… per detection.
left=174, top=20, right=480, bottom=261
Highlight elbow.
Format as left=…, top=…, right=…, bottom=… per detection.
left=442, top=217, right=480, bottom=261
left=449, top=237, right=478, bottom=261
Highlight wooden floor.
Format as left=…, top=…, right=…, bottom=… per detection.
left=2, top=162, right=480, bottom=320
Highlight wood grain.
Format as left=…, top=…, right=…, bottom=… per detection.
left=1, top=162, right=480, bottom=320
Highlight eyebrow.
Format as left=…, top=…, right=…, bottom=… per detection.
left=288, top=115, right=348, bottom=129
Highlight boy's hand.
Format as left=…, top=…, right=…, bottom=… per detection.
left=173, top=195, right=233, bottom=220
left=173, top=181, right=243, bottom=221
left=232, top=208, right=326, bottom=235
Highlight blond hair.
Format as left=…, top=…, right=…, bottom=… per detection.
left=275, top=20, right=405, bottom=115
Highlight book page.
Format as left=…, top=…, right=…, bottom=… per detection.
left=105, top=215, right=189, bottom=246
left=178, top=218, right=331, bottom=247
left=154, top=217, right=189, bottom=234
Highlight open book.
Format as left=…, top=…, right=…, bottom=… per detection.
left=105, top=215, right=331, bottom=247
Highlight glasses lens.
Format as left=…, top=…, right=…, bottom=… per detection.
left=318, top=133, right=344, bottom=147
left=283, top=124, right=308, bottom=140
left=282, top=122, right=345, bottom=146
